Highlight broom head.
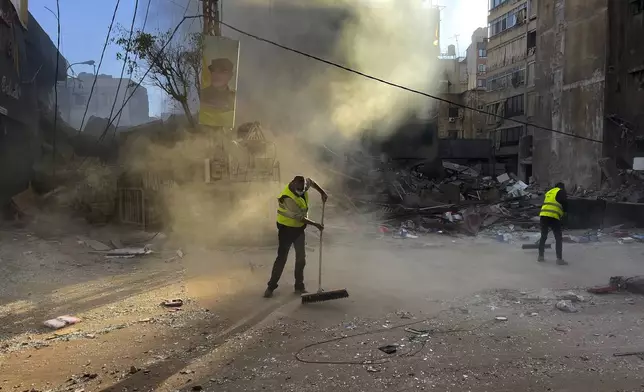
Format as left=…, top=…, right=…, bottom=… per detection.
left=301, top=289, right=349, bottom=304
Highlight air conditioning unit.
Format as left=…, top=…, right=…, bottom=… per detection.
left=448, top=117, right=456, bottom=123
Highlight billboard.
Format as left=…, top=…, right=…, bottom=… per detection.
left=199, top=36, right=240, bottom=128
left=9, top=0, right=28, bottom=28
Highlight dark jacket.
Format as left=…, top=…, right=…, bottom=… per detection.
left=555, top=188, right=568, bottom=213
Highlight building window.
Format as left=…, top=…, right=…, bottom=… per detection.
left=488, top=3, right=527, bottom=37
left=504, top=94, right=525, bottom=117
left=478, top=49, right=487, bottom=58
left=487, top=67, right=526, bottom=91
left=630, top=0, right=644, bottom=15
left=487, top=103, right=500, bottom=124
left=477, top=79, right=487, bottom=88
left=527, top=62, right=535, bottom=86
left=448, top=130, right=460, bottom=139
left=448, top=107, right=459, bottom=118
left=527, top=30, right=537, bottom=56
left=489, top=0, right=508, bottom=10
left=510, top=68, right=526, bottom=87
left=478, top=64, right=487, bottom=73
left=499, top=126, right=523, bottom=147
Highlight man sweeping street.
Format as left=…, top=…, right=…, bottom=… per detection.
left=264, top=176, right=328, bottom=298
left=538, top=182, right=568, bottom=265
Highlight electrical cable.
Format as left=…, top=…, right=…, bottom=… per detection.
left=113, top=0, right=153, bottom=130
left=294, top=314, right=493, bottom=366
left=218, top=20, right=603, bottom=145
left=106, top=0, right=139, bottom=134
left=76, top=0, right=122, bottom=134
left=51, top=0, right=61, bottom=178
left=96, top=14, right=202, bottom=143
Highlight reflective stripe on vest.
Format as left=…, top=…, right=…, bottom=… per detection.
left=539, top=187, right=563, bottom=220
left=276, top=185, right=309, bottom=227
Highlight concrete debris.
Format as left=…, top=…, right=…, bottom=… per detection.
left=77, top=237, right=112, bottom=251
left=555, top=300, right=578, bottom=313
left=340, top=158, right=540, bottom=237
left=557, top=292, right=585, bottom=303
left=104, top=247, right=153, bottom=258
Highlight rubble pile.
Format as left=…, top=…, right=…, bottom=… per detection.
left=570, top=169, right=644, bottom=203
left=341, top=160, right=541, bottom=236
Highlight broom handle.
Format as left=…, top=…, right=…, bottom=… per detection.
left=318, top=201, right=325, bottom=292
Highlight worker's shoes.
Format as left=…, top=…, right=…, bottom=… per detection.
left=537, top=255, right=545, bottom=262
left=294, top=287, right=308, bottom=295
left=263, top=288, right=274, bottom=298
left=556, top=259, right=568, bottom=266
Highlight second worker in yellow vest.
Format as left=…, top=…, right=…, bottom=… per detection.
left=265, top=175, right=328, bottom=298
left=538, top=182, right=568, bottom=265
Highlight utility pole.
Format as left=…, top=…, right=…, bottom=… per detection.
left=202, top=0, right=220, bottom=36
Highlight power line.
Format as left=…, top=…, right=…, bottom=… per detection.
left=107, top=0, right=140, bottom=132
left=76, top=0, right=122, bottom=134
left=52, top=0, right=61, bottom=178
left=218, top=20, right=603, bottom=145
left=97, top=14, right=202, bottom=142
left=113, top=0, right=153, bottom=130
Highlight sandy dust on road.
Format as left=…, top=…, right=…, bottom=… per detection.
left=2, top=218, right=644, bottom=391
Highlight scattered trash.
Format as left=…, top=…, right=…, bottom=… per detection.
left=495, top=316, right=508, bottom=322
left=618, top=237, right=636, bottom=244
left=162, top=299, right=184, bottom=308
left=378, top=345, right=398, bottom=354
left=176, top=249, right=185, bottom=258
left=555, top=300, right=578, bottom=313
left=130, top=366, right=140, bottom=374
left=43, top=315, right=81, bottom=330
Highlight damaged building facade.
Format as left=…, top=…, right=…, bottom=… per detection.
left=533, top=0, right=644, bottom=189
left=0, top=0, right=67, bottom=207
left=484, top=0, right=537, bottom=183
left=58, top=72, right=151, bottom=131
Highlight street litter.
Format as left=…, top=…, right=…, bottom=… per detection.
left=378, top=344, right=398, bottom=354
left=44, top=315, right=81, bottom=330
left=161, top=299, right=184, bottom=307
left=495, top=316, right=508, bottom=322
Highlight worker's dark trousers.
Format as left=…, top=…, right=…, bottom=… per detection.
left=538, top=216, right=563, bottom=259
left=267, top=223, right=306, bottom=291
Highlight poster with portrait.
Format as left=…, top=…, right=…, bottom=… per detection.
left=9, top=0, right=28, bottom=28
left=199, top=36, right=240, bottom=128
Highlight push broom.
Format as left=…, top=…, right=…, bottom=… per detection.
left=301, top=201, right=349, bottom=304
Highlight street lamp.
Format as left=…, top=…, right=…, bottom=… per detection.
left=67, top=60, right=96, bottom=75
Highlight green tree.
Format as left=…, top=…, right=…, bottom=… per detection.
left=115, top=28, right=203, bottom=128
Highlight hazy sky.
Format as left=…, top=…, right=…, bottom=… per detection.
left=29, top=0, right=488, bottom=117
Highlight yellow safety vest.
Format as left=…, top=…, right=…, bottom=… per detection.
left=276, top=185, right=309, bottom=227
left=540, top=187, right=563, bottom=220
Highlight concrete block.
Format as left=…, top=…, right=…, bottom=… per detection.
left=633, top=157, right=644, bottom=171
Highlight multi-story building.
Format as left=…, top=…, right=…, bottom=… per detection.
left=484, top=0, right=538, bottom=181
left=466, top=27, right=489, bottom=91
left=58, top=72, right=150, bottom=131
left=533, top=0, right=644, bottom=190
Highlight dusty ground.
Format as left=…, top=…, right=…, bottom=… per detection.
left=1, top=215, right=644, bottom=392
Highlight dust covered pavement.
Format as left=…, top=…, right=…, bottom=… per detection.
left=2, top=217, right=644, bottom=391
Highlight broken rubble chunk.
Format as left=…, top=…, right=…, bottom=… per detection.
left=556, top=300, right=578, bottom=313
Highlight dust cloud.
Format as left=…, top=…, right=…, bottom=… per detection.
left=124, top=0, right=443, bottom=250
